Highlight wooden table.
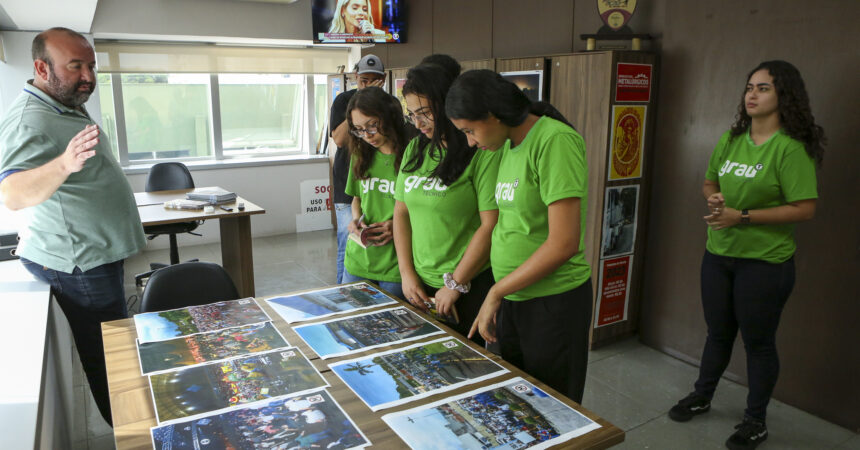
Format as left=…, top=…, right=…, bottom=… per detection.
left=103, top=286, right=625, bottom=449
left=134, top=187, right=265, bottom=297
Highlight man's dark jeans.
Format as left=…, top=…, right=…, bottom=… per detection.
left=21, top=257, right=127, bottom=426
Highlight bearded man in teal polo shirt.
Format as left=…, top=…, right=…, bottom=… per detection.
left=0, top=27, right=145, bottom=426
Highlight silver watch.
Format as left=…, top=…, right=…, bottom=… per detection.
left=443, top=272, right=471, bottom=294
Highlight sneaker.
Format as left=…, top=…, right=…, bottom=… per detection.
left=726, top=416, right=768, bottom=450
left=668, top=392, right=711, bottom=422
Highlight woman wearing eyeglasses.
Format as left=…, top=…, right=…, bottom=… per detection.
left=393, top=63, right=500, bottom=347
left=341, top=86, right=409, bottom=299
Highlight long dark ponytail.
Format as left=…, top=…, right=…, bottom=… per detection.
left=445, top=69, right=575, bottom=131
left=401, top=63, right=475, bottom=186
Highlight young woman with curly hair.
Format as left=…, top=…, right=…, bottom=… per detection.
left=668, top=60, right=825, bottom=450
left=341, top=86, right=409, bottom=299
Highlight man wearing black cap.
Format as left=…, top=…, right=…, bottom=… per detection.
left=330, top=54, right=385, bottom=283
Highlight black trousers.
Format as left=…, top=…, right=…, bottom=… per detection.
left=695, top=250, right=795, bottom=421
left=498, top=280, right=593, bottom=403
left=422, top=268, right=494, bottom=348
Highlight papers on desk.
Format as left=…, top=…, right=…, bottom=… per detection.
left=186, top=187, right=237, bottom=204
left=149, top=347, right=328, bottom=424
left=265, top=282, right=398, bottom=324
left=382, top=377, right=601, bottom=450
left=151, top=389, right=370, bottom=449
left=134, top=298, right=272, bottom=344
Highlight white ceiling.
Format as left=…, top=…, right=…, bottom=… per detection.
left=0, top=0, right=98, bottom=32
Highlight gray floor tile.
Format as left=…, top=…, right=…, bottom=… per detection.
left=763, top=399, right=856, bottom=449
left=88, top=433, right=116, bottom=450
left=836, top=434, right=860, bottom=449
left=588, top=335, right=644, bottom=364
left=254, top=261, right=332, bottom=297
left=85, top=386, right=113, bottom=440
left=72, top=385, right=89, bottom=443
left=72, top=439, right=89, bottom=449
left=582, top=375, right=664, bottom=431
left=72, top=349, right=84, bottom=388
left=615, top=415, right=725, bottom=450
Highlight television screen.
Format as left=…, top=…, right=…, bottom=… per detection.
left=312, top=0, right=406, bottom=44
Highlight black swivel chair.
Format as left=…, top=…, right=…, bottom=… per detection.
left=140, top=262, right=240, bottom=313
left=134, top=162, right=202, bottom=287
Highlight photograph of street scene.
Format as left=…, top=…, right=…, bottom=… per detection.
left=151, top=390, right=370, bottom=449
left=294, top=307, right=444, bottom=359
left=138, top=322, right=290, bottom=375
left=329, top=337, right=507, bottom=411
left=266, top=283, right=397, bottom=323
left=150, top=348, right=328, bottom=423
left=383, top=377, right=600, bottom=449
left=135, top=298, right=271, bottom=343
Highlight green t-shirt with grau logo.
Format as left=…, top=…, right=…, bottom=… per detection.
left=492, top=116, right=591, bottom=301
left=705, top=129, right=818, bottom=263
left=394, top=138, right=500, bottom=288
left=344, top=152, right=401, bottom=282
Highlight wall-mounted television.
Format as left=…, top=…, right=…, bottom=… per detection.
left=312, top=0, right=406, bottom=44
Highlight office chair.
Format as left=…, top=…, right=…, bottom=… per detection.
left=134, top=162, right=202, bottom=287
left=140, top=262, right=240, bottom=313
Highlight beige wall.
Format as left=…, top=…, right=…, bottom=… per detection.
left=366, top=0, right=860, bottom=430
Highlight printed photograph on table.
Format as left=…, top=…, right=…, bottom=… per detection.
left=137, top=322, right=290, bottom=375
left=329, top=337, right=508, bottom=411
left=293, top=306, right=444, bottom=359
left=134, top=298, right=271, bottom=344
left=499, top=70, right=543, bottom=102
left=266, top=282, right=397, bottom=323
left=608, top=105, right=647, bottom=180
left=149, top=348, right=328, bottom=423
left=383, top=377, right=601, bottom=450
left=151, top=389, right=370, bottom=450
left=600, top=185, right=640, bottom=258
left=595, top=255, right=634, bottom=328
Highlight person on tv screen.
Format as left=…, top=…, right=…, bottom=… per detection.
left=328, top=0, right=386, bottom=41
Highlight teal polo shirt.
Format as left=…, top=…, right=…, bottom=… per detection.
left=0, top=81, right=145, bottom=273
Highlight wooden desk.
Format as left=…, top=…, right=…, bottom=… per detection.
left=134, top=187, right=265, bottom=297
left=103, top=287, right=625, bottom=449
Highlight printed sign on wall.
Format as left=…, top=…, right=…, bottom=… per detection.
left=608, top=105, right=647, bottom=180
left=600, top=184, right=639, bottom=259
left=615, top=63, right=652, bottom=102
left=595, top=255, right=633, bottom=327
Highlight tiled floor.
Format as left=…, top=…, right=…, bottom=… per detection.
left=74, top=230, right=857, bottom=449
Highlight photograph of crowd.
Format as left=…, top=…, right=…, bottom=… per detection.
left=150, top=348, right=328, bottom=423
left=138, top=322, right=290, bottom=375
left=294, top=307, right=444, bottom=359
left=151, top=390, right=370, bottom=449
left=329, top=337, right=507, bottom=411
left=266, top=283, right=397, bottom=323
left=135, top=298, right=271, bottom=343
left=383, top=377, right=600, bottom=449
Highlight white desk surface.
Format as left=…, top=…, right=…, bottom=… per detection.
left=0, top=259, right=51, bottom=449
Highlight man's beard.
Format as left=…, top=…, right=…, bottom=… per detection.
left=47, top=66, right=95, bottom=107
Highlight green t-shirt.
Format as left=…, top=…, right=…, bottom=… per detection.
left=705, top=130, right=817, bottom=263
left=0, top=83, right=145, bottom=273
left=344, top=152, right=401, bottom=282
left=394, top=138, right=500, bottom=288
left=492, top=116, right=591, bottom=301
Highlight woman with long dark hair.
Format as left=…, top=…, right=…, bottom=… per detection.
left=341, top=86, right=408, bottom=298
left=668, top=60, right=823, bottom=450
left=445, top=69, right=592, bottom=403
left=393, top=63, right=500, bottom=346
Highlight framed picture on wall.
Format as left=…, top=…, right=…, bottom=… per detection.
left=608, top=105, right=647, bottom=181
left=600, top=184, right=640, bottom=259
left=499, top=70, right=543, bottom=102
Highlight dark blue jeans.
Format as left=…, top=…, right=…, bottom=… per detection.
left=695, top=250, right=795, bottom=421
left=21, top=257, right=127, bottom=426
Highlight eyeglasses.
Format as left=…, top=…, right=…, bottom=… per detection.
left=350, top=122, right=379, bottom=138
left=405, top=108, right=433, bottom=125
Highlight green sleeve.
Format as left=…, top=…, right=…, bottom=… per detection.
left=778, top=143, right=818, bottom=203
left=0, top=125, right=61, bottom=172
left=538, top=132, right=588, bottom=205
left=344, top=155, right=358, bottom=197
left=394, top=138, right=419, bottom=202
left=472, top=149, right=500, bottom=211
left=705, top=131, right=732, bottom=181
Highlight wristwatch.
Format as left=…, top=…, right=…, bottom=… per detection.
left=741, top=209, right=750, bottom=224
left=443, top=272, right=471, bottom=294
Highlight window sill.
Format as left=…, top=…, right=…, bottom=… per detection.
left=121, top=153, right=330, bottom=175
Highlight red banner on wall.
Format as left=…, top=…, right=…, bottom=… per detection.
left=595, top=255, right=633, bottom=327
left=615, top=63, right=652, bottom=103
